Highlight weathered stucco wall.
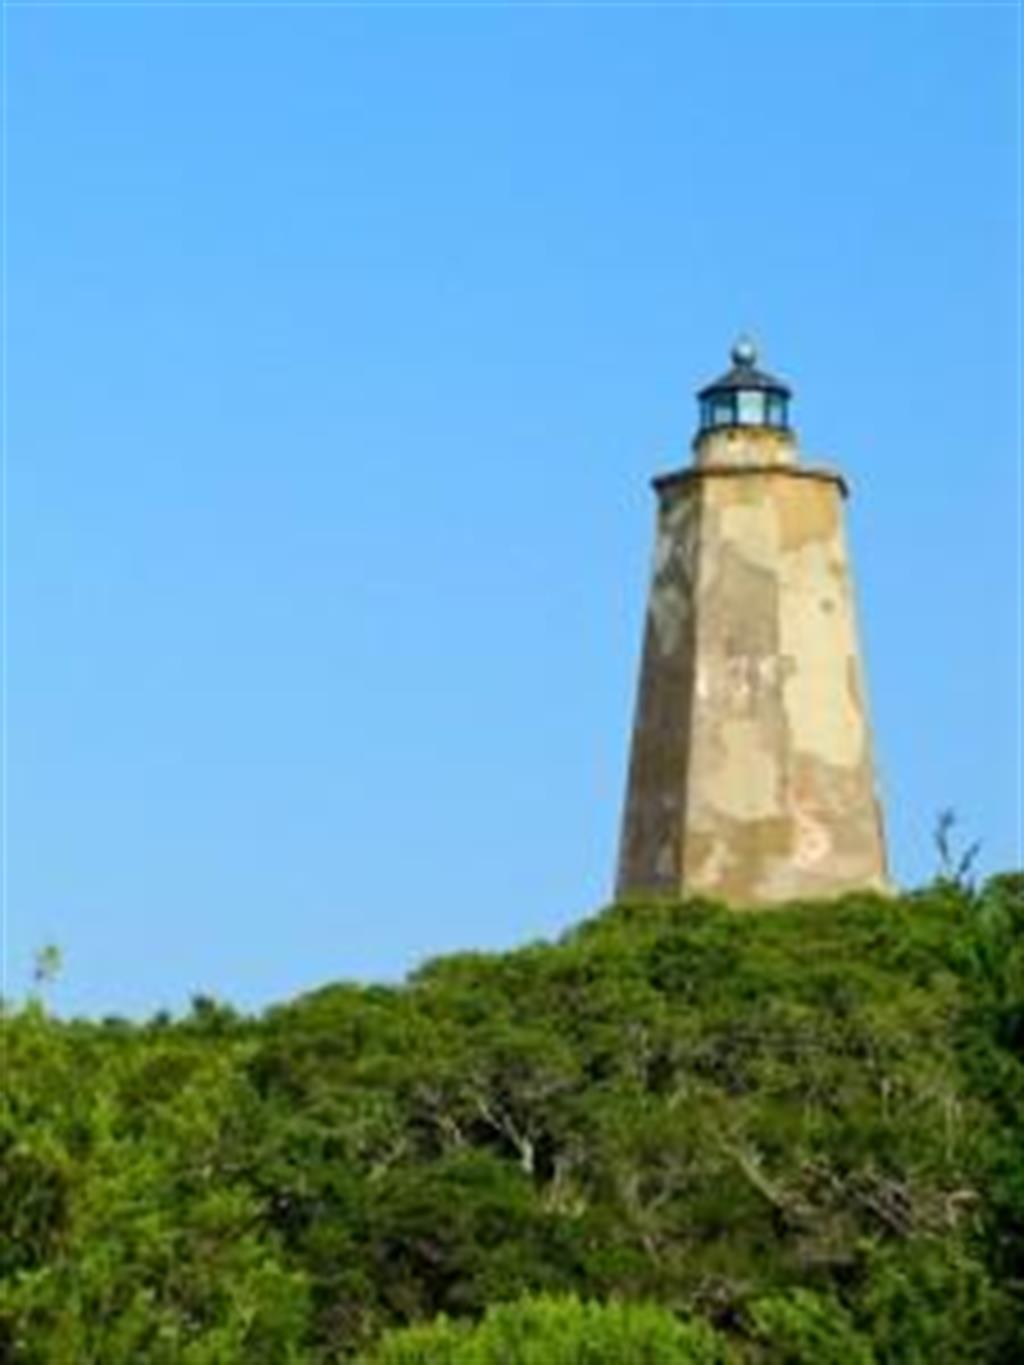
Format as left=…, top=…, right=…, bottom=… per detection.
left=617, top=430, right=888, bottom=906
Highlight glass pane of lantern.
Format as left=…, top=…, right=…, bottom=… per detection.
left=736, top=390, right=765, bottom=425
left=766, top=394, right=787, bottom=427
left=711, top=396, right=735, bottom=427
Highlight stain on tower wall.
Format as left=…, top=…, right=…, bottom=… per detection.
left=617, top=435, right=888, bottom=906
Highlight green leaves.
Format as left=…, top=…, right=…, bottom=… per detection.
left=748, top=1288, right=875, bottom=1364
left=0, top=1013, right=311, bottom=1362
left=357, top=1295, right=732, bottom=1365
left=2, top=876, right=1022, bottom=1360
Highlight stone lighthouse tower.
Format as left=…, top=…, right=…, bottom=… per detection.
left=616, top=340, right=889, bottom=906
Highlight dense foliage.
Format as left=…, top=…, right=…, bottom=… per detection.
left=356, top=1295, right=728, bottom=1363
left=3, top=875, right=1022, bottom=1362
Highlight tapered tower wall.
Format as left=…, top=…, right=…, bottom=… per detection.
left=617, top=423, right=888, bottom=906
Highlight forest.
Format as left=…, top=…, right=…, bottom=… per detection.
left=3, top=873, right=1022, bottom=1362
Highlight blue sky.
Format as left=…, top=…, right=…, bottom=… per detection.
left=5, top=2, right=1020, bottom=1017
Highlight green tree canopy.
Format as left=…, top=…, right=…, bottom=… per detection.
left=356, top=1295, right=730, bottom=1364
left=3, top=874, right=1022, bottom=1361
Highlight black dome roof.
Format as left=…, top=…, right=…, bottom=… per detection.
left=697, top=338, right=792, bottom=400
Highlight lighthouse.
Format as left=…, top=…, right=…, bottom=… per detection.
left=616, top=340, right=889, bottom=906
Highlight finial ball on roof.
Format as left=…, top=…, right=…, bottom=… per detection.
left=731, top=336, right=758, bottom=368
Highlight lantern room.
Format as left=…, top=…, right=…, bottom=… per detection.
left=697, top=338, right=791, bottom=433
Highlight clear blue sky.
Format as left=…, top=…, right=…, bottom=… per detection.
left=5, top=2, right=1020, bottom=1018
